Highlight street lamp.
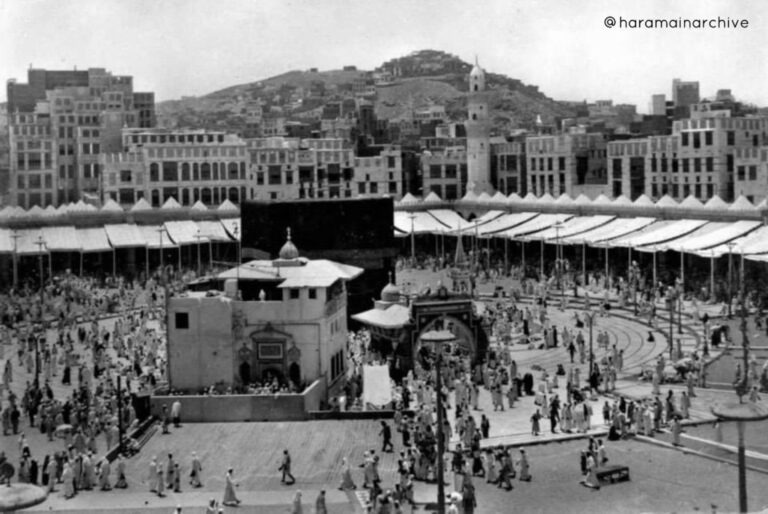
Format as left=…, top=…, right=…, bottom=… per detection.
left=195, top=228, right=204, bottom=277
left=11, top=230, right=20, bottom=290
left=726, top=241, right=737, bottom=319
left=666, top=286, right=676, bottom=359
left=710, top=249, right=768, bottom=514
left=583, top=298, right=596, bottom=376
left=420, top=326, right=455, bottom=514
left=408, top=213, right=416, bottom=267
left=34, top=235, right=46, bottom=387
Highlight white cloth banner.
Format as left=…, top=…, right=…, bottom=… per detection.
left=363, top=365, right=392, bottom=407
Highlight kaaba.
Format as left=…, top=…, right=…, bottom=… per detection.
left=241, top=197, right=398, bottom=319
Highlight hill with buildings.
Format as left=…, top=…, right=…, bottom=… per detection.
left=155, top=49, right=576, bottom=136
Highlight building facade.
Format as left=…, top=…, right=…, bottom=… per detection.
left=6, top=67, right=156, bottom=207
left=525, top=132, right=609, bottom=199
left=102, top=128, right=248, bottom=207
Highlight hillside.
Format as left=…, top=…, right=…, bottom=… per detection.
left=155, top=49, right=576, bottom=133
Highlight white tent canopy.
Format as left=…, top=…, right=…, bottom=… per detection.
left=560, top=217, right=657, bottom=245
left=679, top=195, right=704, bottom=209
left=0, top=228, right=13, bottom=253
left=655, top=195, right=679, bottom=208
left=609, top=219, right=707, bottom=248
left=104, top=224, right=148, bottom=248
left=400, top=192, right=421, bottom=205
left=669, top=220, right=761, bottom=254
left=644, top=222, right=729, bottom=253
left=498, top=213, right=573, bottom=240
left=393, top=211, right=449, bottom=234
left=191, top=200, right=208, bottom=212
left=221, top=218, right=241, bottom=241
left=476, top=212, right=539, bottom=236
left=76, top=228, right=112, bottom=253
left=519, top=215, right=614, bottom=243
left=704, top=196, right=729, bottom=210
left=427, top=209, right=470, bottom=232
left=101, top=198, right=123, bottom=212
left=507, top=193, right=523, bottom=204
left=612, top=195, right=632, bottom=206
left=130, top=198, right=152, bottom=212
left=138, top=225, right=177, bottom=249
left=592, top=194, right=612, bottom=205
left=196, top=220, right=233, bottom=242
left=729, top=195, right=756, bottom=211
left=423, top=191, right=442, bottom=204
left=491, top=192, right=507, bottom=203
left=162, top=197, right=182, bottom=210
left=165, top=220, right=209, bottom=245
left=15, top=229, right=47, bottom=255
left=633, top=195, right=654, bottom=207
left=536, top=193, right=555, bottom=205
left=41, top=226, right=80, bottom=252
left=554, top=194, right=574, bottom=205
left=573, top=194, right=592, bottom=206
left=218, top=199, right=239, bottom=212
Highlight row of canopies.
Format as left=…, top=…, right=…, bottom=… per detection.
left=393, top=209, right=768, bottom=262
left=0, top=198, right=240, bottom=220
left=0, top=218, right=241, bottom=255
left=397, top=191, right=767, bottom=212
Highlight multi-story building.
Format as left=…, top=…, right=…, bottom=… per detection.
left=246, top=137, right=402, bottom=201
left=734, top=147, right=768, bottom=204
left=6, top=67, right=155, bottom=207
left=525, top=132, right=608, bottom=198
left=102, top=128, right=248, bottom=207
left=420, top=147, right=467, bottom=200
left=492, top=139, right=527, bottom=195
left=672, top=79, right=700, bottom=108
left=610, top=116, right=768, bottom=203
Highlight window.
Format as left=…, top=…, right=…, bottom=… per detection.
left=429, top=165, right=442, bottom=179
left=727, top=131, right=735, bottom=146
left=256, top=172, right=264, bottom=185
left=150, top=163, right=159, bottom=182
left=558, top=157, right=566, bottom=171
left=289, top=289, right=300, bottom=299
left=358, top=183, right=366, bottom=194
left=370, top=182, right=378, bottom=194
left=705, top=131, right=713, bottom=146
left=120, top=169, right=132, bottom=183
left=681, top=133, right=689, bottom=146
left=693, top=132, right=700, bottom=149
left=706, top=157, right=714, bottom=172
left=175, top=312, right=189, bottom=329
left=268, top=165, right=282, bottom=185
left=693, top=158, right=701, bottom=173
left=749, top=166, right=757, bottom=181
left=308, top=288, right=317, bottom=299
left=727, top=154, right=734, bottom=172
left=736, top=166, right=745, bottom=181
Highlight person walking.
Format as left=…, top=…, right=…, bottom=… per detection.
left=315, top=489, right=327, bottom=514
left=518, top=449, right=531, bottom=481
left=190, top=452, right=203, bottom=488
left=338, top=457, right=356, bottom=490
left=380, top=421, right=394, bottom=453
left=291, top=490, right=303, bottom=514
left=171, top=400, right=182, bottom=428
left=114, top=454, right=128, bottom=488
left=222, top=468, right=241, bottom=506
left=280, top=449, right=296, bottom=485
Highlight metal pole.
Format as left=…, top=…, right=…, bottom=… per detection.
left=409, top=214, right=415, bottom=266
left=728, top=246, right=734, bottom=319
left=117, top=374, right=124, bottom=455
left=710, top=253, right=715, bottom=300
left=504, top=236, right=508, bottom=276
left=582, top=242, right=586, bottom=291
left=145, top=246, right=149, bottom=280
left=737, top=420, right=747, bottom=513
left=35, top=236, right=45, bottom=387
left=196, top=230, right=202, bottom=277
left=539, top=239, right=544, bottom=280
left=669, top=292, right=674, bottom=359
left=653, top=248, right=657, bottom=287
left=112, top=249, right=116, bottom=278
left=436, top=345, right=445, bottom=514
left=11, top=231, right=19, bottom=289
left=605, top=247, right=609, bottom=281
left=589, top=314, right=594, bottom=376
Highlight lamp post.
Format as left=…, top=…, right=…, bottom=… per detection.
left=11, top=230, right=20, bottom=290
left=554, top=221, right=563, bottom=293
left=666, top=286, right=676, bottom=359
left=34, top=235, right=46, bottom=387
left=408, top=213, right=416, bottom=267
left=583, top=298, right=596, bottom=376
left=629, top=260, right=639, bottom=316
left=727, top=241, right=736, bottom=319
left=420, top=327, right=456, bottom=514
left=676, top=277, right=683, bottom=335
left=233, top=225, right=241, bottom=299
left=710, top=248, right=768, bottom=514
left=195, top=228, right=203, bottom=277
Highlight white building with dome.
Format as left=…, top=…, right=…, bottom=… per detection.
left=165, top=228, right=363, bottom=396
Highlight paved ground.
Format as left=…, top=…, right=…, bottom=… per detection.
left=5, top=268, right=768, bottom=513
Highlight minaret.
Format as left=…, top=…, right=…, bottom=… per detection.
left=466, top=57, right=492, bottom=194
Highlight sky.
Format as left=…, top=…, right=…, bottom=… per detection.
left=2, top=0, right=767, bottom=112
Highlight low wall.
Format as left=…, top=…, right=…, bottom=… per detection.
left=150, top=378, right=327, bottom=422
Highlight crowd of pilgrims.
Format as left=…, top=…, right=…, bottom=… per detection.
left=0, top=272, right=181, bottom=499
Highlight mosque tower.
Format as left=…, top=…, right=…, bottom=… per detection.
left=465, top=57, right=492, bottom=194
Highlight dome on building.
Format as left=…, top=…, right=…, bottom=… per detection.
left=278, top=227, right=300, bottom=260
left=380, top=275, right=401, bottom=303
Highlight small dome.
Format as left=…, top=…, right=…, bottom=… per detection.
left=470, top=64, right=484, bottom=77
left=278, top=227, right=299, bottom=260
left=380, top=273, right=401, bottom=303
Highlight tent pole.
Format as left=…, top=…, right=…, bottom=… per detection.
left=504, top=237, right=508, bottom=276
left=145, top=246, right=149, bottom=280
left=605, top=247, right=609, bottom=281
left=680, top=251, right=684, bottom=285
left=178, top=246, right=182, bottom=273
left=112, top=249, right=116, bottom=278
left=710, top=253, right=715, bottom=300
left=652, top=249, right=657, bottom=287
left=522, top=241, right=526, bottom=275
left=582, top=242, right=586, bottom=290
left=80, top=251, right=83, bottom=277
left=539, top=239, right=544, bottom=280
left=48, top=253, right=52, bottom=278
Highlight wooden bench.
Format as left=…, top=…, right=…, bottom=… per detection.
left=595, top=465, right=630, bottom=484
